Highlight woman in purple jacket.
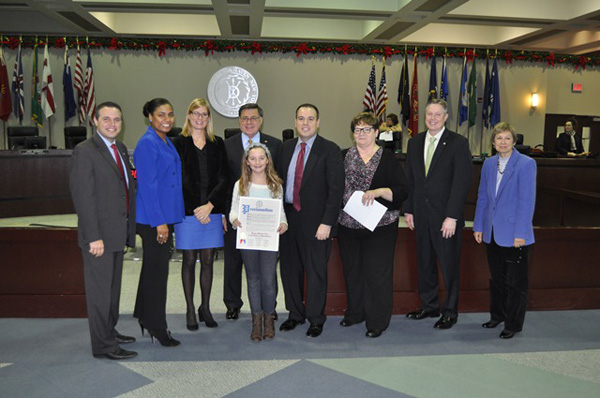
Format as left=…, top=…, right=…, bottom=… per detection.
left=473, top=122, right=537, bottom=339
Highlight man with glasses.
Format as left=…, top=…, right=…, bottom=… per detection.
left=403, top=99, right=472, bottom=330
left=223, top=103, right=282, bottom=320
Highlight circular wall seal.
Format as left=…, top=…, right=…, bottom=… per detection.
left=207, top=66, right=259, bottom=118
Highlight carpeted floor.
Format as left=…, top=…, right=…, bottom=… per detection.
left=1, top=215, right=599, bottom=397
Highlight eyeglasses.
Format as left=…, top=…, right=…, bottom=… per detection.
left=241, top=116, right=261, bottom=122
left=190, top=111, right=209, bottom=119
left=353, top=127, right=374, bottom=135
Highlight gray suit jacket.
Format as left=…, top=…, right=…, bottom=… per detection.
left=70, top=133, right=136, bottom=252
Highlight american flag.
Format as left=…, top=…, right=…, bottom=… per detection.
left=11, top=43, right=25, bottom=123
left=83, top=48, right=96, bottom=125
left=41, top=42, right=56, bottom=118
left=375, top=62, right=388, bottom=123
left=362, top=63, right=377, bottom=113
left=74, top=45, right=85, bottom=124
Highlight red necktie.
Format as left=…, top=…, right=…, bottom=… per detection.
left=111, top=143, right=129, bottom=214
left=293, top=143, right=306, bottom=211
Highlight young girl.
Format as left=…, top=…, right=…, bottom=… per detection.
left=229, top=143, right=288, bottom=342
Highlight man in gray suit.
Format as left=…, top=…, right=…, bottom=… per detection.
left=70, top=102, right=137, bottom=359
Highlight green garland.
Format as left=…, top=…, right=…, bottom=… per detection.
left=1, top=35, right=597, bottom=70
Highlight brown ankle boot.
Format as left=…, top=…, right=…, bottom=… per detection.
left=251, top=314, right=262, bottom=342
left=263, top=313, right=275, bottom=340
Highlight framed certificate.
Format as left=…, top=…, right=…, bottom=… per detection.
left=236, top=196, right=282, bottom=252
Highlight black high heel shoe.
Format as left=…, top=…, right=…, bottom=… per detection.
left=139, top=320, right=145, bottom=336
left=198, top=306, right=218, bottom=328
left=148, top=329, right=181, bottom=347
left=186, top=310, right=199, bottom=331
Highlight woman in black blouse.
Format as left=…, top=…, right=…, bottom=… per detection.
left=173, top=98, right=228, bottom=330
left=338, top=112, right=408, bottom=338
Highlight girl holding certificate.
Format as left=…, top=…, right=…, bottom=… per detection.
left=229, top=143, right=288, bottom=342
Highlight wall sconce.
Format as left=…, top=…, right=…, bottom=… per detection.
left=531, top=93, right=539, bottom=109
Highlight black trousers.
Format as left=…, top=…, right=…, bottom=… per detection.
left=223, top=222, right=244, bottom=310
left=415, top=224, right=462, bottom=318
left=280, top=207, right=331, bottom=325
left=486, top=236, right=530, bottom=332
left=338, top=223, right=398, bottom=331
left=82, top=249, right=124, bottom=355
left=134, top=223, right=173, bottom=330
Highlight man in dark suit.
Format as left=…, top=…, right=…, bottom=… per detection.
left=403, top=99, right=472, bottom=330
left=223, top=103, right=282, bottom=320
left=278, top=103, right=344, bottom=337
left=554, top=119, right=586, bottom=156
left=70, top=102, right=137, bottom=359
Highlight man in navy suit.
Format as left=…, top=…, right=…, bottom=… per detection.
left=278, top=103, right=344, bottom=337
left=70, top=102, right=137, bottom=359
left=223, top=103, right=282, bottom=320
left=554, top=119, right=586, bottom=156
left=403, top=99, right=472, bottom=330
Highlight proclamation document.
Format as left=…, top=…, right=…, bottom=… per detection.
left=236, top=197, right=282, bottom=252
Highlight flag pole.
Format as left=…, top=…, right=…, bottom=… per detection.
left=480, top=48, right=489, bottom=156
left=455, top=49, right=466, bottom=132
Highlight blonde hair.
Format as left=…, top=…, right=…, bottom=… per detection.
left=238, top=143, right=283, bottom=198
left=181, top=98, right=215, bottom=142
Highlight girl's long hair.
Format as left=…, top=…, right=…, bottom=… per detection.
left=238, top=143, right=282, bottom=198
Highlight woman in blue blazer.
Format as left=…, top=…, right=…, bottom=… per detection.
left=473, top=122, right=536, bottom=339
left=134, top=98, right=185, bottom=347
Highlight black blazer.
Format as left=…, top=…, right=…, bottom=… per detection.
left=279, top=135, right=345, bottom=238
left=403, top=129, right=472, bottom=229
left=224, top=131, right=282, bottom=213
left=341, top=147, right=408, bottom=212
left=555, top=132, right=584, bottom=155
left=70, top=134, right=136, bottom=251
left=173, top=135, right=228, bottom=215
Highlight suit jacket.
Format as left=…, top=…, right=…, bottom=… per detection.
left=224, top=131, right=282, bottom=213
left=279, top=134, right=345, bottom=238
left=70, top=133, right=136, bottom=251
left=403, top=128, right=472, bottom=229
left=134, top=126, right=185, bottom=227
left=473, top=150, right=536, bottom=247
left=173, top=134, right=228, bottom=215
left=555, top=132, right=584, bottom=155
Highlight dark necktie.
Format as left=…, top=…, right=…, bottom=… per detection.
left=293, top=142, right=306, bottom=211
left=111, top=143, right=129, bottom=214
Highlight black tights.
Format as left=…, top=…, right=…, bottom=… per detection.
left=181, top=249, right=215, bottom=313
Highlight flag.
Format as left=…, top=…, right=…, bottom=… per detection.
left=83, top=49, right=96, bottom=125
left=74, top=45, right=85, bottom=124
left=41, top=42, right=56, bottom=119
left=0, top=47, right=12, bottom=122
left=467, top=58, right=477, bottom=128
left=398, top=53, right=410, bottom=123
left=12, top=43, right=25, bottom=123
left=458, top=57, right=468, bottom=126
left=482, top=57, right=491, bottom=128
left=63, top=46, right=76, bottom=121
left=408, top=54, right=419, bottom=137
left=440, top=55, right=449, bottom=102
left=375, top=61, right=388, bottom=122
left=428, top=56, right=437, bottom=100
left=31, top=43, right=43, bottom=127
left=362, top=63, right=377, bottom=113
left=489, top=59, right=501, bottom=127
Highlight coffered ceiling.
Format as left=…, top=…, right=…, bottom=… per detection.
left=2, top=0, right=600, bottom=55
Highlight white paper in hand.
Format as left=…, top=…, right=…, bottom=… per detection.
left=342, top=191, right=387, bottom=232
